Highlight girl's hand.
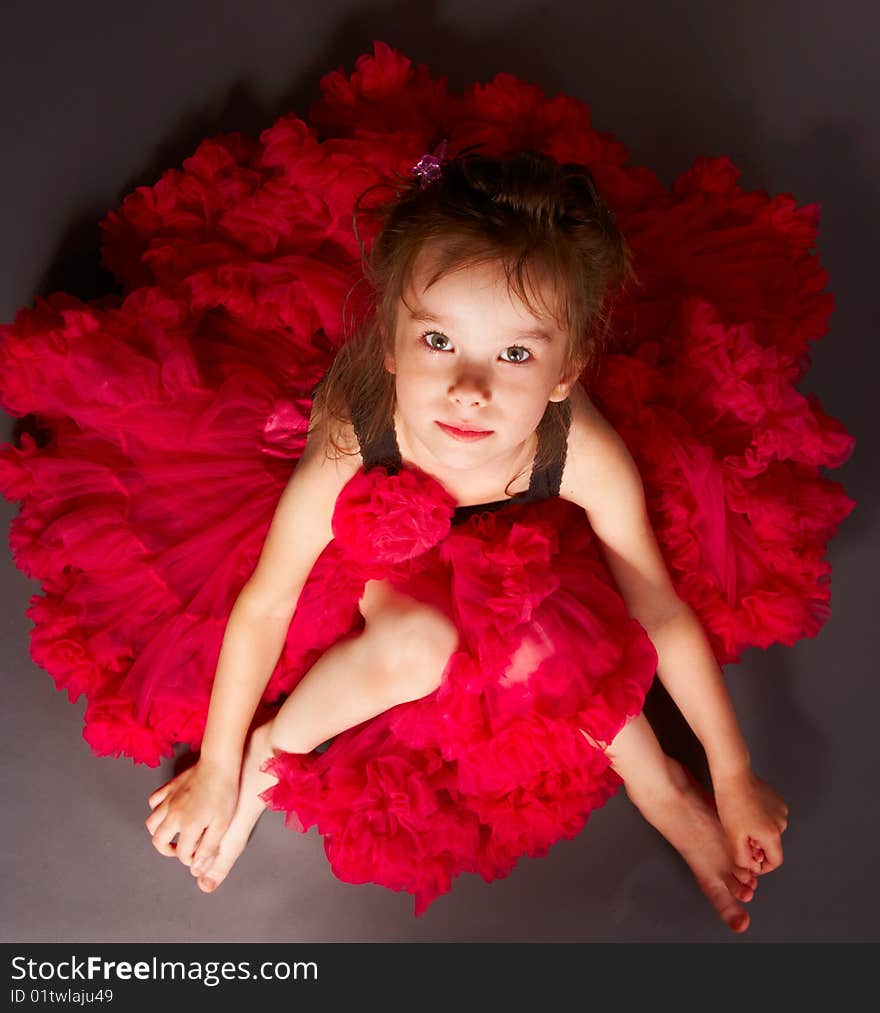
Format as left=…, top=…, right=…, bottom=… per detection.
left=712, top=768, right=789, bottom=875
left=145, top=760, right=238, bottom=869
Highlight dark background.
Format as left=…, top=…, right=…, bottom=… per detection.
left=0, top=1, right=874, bottom=942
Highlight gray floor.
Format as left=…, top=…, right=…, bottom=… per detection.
left=1, top=1, right=876, bottom=942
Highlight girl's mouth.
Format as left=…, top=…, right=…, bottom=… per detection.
left=436, top=421, right=494, bottom=442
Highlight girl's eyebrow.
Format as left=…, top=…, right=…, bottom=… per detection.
left=408, top=306, right=555, bottom=343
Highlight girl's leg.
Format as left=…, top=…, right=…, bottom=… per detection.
left=191, top=580, right=458, bottom=892
left=267, top=585, right=458, bottom=754
left=589, top=714, right=757, bottom=933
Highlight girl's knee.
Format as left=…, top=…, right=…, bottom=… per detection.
left=367, top=607, right=459, bottom=704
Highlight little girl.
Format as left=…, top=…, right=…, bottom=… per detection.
left=144, top=148, right=787, bottom=931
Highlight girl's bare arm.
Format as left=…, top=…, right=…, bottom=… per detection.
left=560, top=385, right=786, bottom=871
left=560, top=386, right=748, bottom=768
left=146, top=411, right=362, bottom=863
left=198, top=415, right=362, bottom=772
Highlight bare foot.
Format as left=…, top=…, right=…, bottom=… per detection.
left=627, top=759, right=758, bottom=933
left=191, top=721, right=277, bottom=893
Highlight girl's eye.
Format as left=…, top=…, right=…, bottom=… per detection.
left=423, top=330, right=530, bottom=362
left=500, top=346, right=532, bottom=364
left=422, top=331, right=451, bottom=352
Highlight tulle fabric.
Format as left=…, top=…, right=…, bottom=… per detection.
left=0, top=41, right=856, bottom=912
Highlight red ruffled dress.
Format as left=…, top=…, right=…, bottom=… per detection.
left=0, top=42, right=856, bottom=915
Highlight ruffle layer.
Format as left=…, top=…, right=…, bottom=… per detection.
left=0, top=287, right=319, bottom=765
left=0, top=41, right=857, bottom=906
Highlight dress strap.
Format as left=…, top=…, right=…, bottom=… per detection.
left=543, top=428, right=568, bottom=497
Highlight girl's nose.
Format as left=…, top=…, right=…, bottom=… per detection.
left=449, top=368, right=491, bottom=407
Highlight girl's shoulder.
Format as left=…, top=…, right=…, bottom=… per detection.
left=278, top=405, right=364, bottom=523
left=308, top=401, right=364, bottom=470
left=557, top=385, right=682, bottom=628
left=558, top=384, right=633, bottom=514
left=239, top=408, right=364, bottom=620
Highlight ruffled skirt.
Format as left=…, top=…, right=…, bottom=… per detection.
left=263, top=466, right=658, bottom=913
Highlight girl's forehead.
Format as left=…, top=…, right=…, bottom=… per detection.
left=402, top=250, right=568, bottom=329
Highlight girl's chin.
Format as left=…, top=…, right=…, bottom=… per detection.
left=430, top=446, right=516, bottom=481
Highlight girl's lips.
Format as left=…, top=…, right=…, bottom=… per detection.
left=436, top=421, right=493, bottom=442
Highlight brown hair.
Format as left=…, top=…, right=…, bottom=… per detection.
left=312, top=148, right=635, bottom=493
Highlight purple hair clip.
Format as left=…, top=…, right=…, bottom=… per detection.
left=410, top=138, right=448, bottom=187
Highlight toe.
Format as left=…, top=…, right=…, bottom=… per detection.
left=196, top=858, right=229, bottom=892
left=732, top=865, right=758, bottom=891
left=703, top=878, right=750, bottom=934
left=191, top=851, right=216, bottom=877
left=725, top=873, right=755, bottom=903
left=195, top=839, right=243, bottom=894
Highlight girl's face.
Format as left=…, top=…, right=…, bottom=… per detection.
left=385, top=246, right=577, bottom=476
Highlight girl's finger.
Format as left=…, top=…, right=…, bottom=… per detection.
left=144, top=802, right=168, bottom=835
left=175, top=826, right=204, bottom=867
left=151, top=816, right=180, bottom=858
left=148, top=779, right=178, bottom=809
left=759, top=838, right=784, bottom=873
left=731, top=836, right=757, bottom=873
